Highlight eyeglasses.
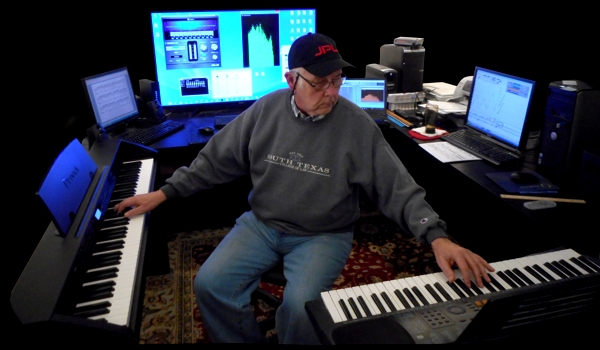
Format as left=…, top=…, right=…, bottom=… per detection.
left=296, top=72, right=346, bottom=91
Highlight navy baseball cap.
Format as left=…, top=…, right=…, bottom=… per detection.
left=288, top=33, right=354, bottom=77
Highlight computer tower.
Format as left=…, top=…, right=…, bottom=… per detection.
left=537, top=81, right=600, bottom=190
left=379, top=44, right=425, bottom=93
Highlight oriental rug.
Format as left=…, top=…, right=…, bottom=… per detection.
left=138, top=209, right=441, bottom=344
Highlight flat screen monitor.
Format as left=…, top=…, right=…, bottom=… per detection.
left=81, top=67, right=140, bottom=131
left=149, top=8, right=317, bottom=114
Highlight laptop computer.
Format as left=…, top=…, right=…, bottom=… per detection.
left=339, top=78, right=388, bottom=124
left=441, top=66, right=536, bottom=166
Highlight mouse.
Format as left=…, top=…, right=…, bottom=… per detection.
left=199, top=126, right=215, bottom=135
left=510, top=171, right=539, bottom=184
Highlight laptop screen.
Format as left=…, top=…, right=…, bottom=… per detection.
left=81, top=67, right=140, bottom=131
left=464, top=67, right=535, bottom=151
left=339, top=78, right=387, bottom=111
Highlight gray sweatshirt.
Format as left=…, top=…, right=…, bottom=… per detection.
left=160, top=88, right=448, bottom=245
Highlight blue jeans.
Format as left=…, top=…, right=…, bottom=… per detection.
left=194, top=211, right=353, bottom=344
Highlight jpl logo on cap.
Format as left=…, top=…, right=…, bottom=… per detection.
left=315, top=44, right=338, bottom=57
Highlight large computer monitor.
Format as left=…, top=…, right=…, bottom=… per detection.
left=149, top=8, right=317, bottom=114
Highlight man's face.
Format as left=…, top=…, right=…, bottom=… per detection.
left=285, top=68, right=342, bottom=117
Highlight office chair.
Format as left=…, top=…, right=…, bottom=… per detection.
left=251, top=262, right=286, bottom=335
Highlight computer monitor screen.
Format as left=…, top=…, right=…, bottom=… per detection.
left=465, top=66, right=536, bottom=150
left=81, top=67, right=140, bottom=130
left=150, top=8, right=317, bottom=113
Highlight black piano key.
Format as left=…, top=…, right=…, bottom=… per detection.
left=462, top=280, right=484, bottom=295
left=576, top=256, right=600, bottom=272
left=74, top=301, right=112, bottom=318
left=98, top=229, right=128, bottom=242
left=394, top=290, right=412, bottom=308
left=571, top=257, right=597, bottom=274
left=511, top=268, right=535, bottom=285
left=88, top=253, right=122, bottom=269
left=357, top=296, right=372, bottom=317
left=524, top=266, right=548, bottom=283
left=79, top=281, right=116, bottom=302
left=488, top=275, right=506, bottom=291
left=101, top=217, right=129, bottom=228
left=338, top=299, right=353, bottom=320
left=446, top=281, right=468, bottom=298
left=402, top=288, right=421, bottom=307
left=454, top=279, right=476, bottom=297
left=532, top=264, right=556, bottom=281
left=371, top=293, right=387, bottom=313
left=411, top=286, right=430, bottom=305
left=89, top=251, right=122, bottom=264
left=348, top=298, right=363, bottom=318
left=496, top=270, right=519, bottom=288
left=503, top=270, right=527, bottom=287
left=113, top=179, right=139, bottom=188
left=557, top=259, right=583, bottom=276
left=381, top=292, right=397, bottom=311
left=83, top=267, right=119, bottom=283
left=92, top=240, right=125, bottom=253
left=545, top=262, right=569, bottom=279
left=425, top=284, right=444, bottom=303
left=432, top=282, right=453, bottom=301
left=481, top=280, right=496, bottom=293
left=81, top=290, right=114, bottom=303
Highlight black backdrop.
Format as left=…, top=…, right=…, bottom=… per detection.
left=10, top=3, right=598, bottom=337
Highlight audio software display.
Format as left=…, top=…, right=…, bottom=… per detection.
left=150, top=8, right=317, bottom=112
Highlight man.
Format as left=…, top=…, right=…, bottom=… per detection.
left=115, top=32, right=494, bottom=344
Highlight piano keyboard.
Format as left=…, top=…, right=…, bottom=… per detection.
left=73, top=158, right=154, bottom=326
left=320, top=248, right=600, bottom=323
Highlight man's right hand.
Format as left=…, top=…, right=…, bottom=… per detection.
left=114, top=190, right=167, bottom=218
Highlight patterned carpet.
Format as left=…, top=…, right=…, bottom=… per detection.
left=138, top=210, right=441, bottom=344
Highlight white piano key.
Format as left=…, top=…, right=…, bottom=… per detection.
left=358, top=285, right=381, bottom=316
left=344, top=287, right=366, bottom=318
left=321, top=291, right=344, bottom=323
left=350, top=286, right=374, bottom=317
left=381, top=281, right=406, bottom=311
left=417, top=274, right=451, bottom=302
left=388, top=279, right=413, bottom=309
left=336, top=288, right=359, bottom=320
left=367, top=283, right=392, bottom=313
left=429, top=273, right=461, bottom=300
left=405, top=276, right=437, bottom=305
left=502, top=259, right=542, bottom=285
left=396, top=279, right=421, bottom=307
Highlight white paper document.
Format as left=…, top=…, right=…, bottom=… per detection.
left=419, top=101, right=468, bottom=114
left=419, top=141, right=481, bottom=163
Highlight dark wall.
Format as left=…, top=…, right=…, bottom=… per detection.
left=10, top=3, right=598, bottom=330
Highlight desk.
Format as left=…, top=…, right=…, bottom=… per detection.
left=382, top=119, right=598, bottom=262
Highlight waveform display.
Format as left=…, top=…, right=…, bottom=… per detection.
left=248, top=24, right=275, bottom=66
left=241, top=14, right=280, bottom=67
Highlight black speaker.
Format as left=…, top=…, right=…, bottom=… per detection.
left=537, top=81, right=600, bottom=190
left=139, top=79, right=165, bottom=124
left=379, top=44, right=425, bottom=93
left=139, top=79, right=160, bottom=102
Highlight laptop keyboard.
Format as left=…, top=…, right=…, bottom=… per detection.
left=125, top=119, right=185, bottom=145
left=441, top=129, right=521, bottom=166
